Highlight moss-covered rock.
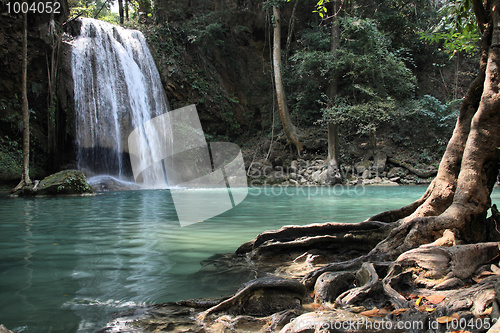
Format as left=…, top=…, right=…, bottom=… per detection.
left=11, top=170, right=93, bottom=196
left=36, top=170, right=93, bottom=195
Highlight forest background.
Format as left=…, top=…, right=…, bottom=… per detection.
left=0, top=0, right=480, bottom=185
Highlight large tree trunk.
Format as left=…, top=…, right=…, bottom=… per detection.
left=365, top=0, right=500, bottom=259
left=272, top=6, right=303, bottom=155
left=13, top=12, right=31, bottom=192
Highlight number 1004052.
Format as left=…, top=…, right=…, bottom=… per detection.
left=6, top=2, right=61, bottom=14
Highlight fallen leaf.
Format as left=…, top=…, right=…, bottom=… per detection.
left=477, top=270, right=495, bottom=278
left=392, top=308, right=410, bottom=316
left=425, top=294, right=446, bottom=304
left=417, top=305, right=436, bottom=313
left=416, top=296, right=423, bottom=306
left=403, top=293, right=418, bottom=300
left=310, top=291, right=315, bottom=298
left=359, top=308, right=380, bottom=317
left=473, top=276, right=484, bottom=283
left=437, top=316, right=455, bottom=324
left=303, top=303, right=323, bottom=311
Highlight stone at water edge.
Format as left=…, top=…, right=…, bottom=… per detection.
left=11, top=170, right=93, bottom=196
left=36, top=170, right=93, bottom=195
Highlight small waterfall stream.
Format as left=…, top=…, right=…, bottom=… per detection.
left=71, top=18, right=170, bottom=187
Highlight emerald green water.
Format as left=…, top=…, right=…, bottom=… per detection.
left=0, top=186, right=497, bottom=332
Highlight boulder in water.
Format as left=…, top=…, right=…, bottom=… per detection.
left=87, top=175, right=141, bottom=192
left=11, top=170, right=93, bottom=196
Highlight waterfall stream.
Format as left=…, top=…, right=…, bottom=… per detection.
left=71, top=18, right=170, bottom=187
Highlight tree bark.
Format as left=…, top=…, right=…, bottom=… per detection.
left=125, top=0, right=129, bottom=21
left=326, top=123, right=341, bottom=183
left=285, top=0, right=299, bottom=60
left=118, top=0, right=124, bottom=24
left=14, top=12, right=32, bottom=192
left=272, top=6, right=303, bottom=155
left=366, top=0, right=500, bottom=257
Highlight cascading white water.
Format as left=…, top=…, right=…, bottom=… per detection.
left=71, top=18, right=171, bottom=187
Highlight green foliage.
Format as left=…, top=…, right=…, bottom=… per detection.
left=413, top=94, right=460, bottom=129
left=419, top=0, right=480, bottom=56
left=324, top=98, right=398, bottom=135
left=68, top=0, right=149, bottom=22
left=68, top=0, right=112, bottom=19
left=388, top=95, right=459, bottom=152
left=337, top=17, right=417, bottom=100
left=288, top=17, right=416, bottom=125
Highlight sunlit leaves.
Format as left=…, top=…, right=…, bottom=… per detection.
left=420, top=29, right=479, bottom=56
left=419, top=0, right=480, bottom=56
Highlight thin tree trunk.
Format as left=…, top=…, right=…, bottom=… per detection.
left=285, top=0, right=299, bottom=60
left=125, top=0, right=129, bottom=21
left=326, top=1, right=341, bottom=183
left=326, top=123, right=341, bottom=183
left=272, top=6, right=303, bottom=155
left=118, top=0, right=124, bottom=24
left=14, top=12, right=31, bottom=192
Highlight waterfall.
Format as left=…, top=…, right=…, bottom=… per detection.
left=71, top=18, right=171, bottom=187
